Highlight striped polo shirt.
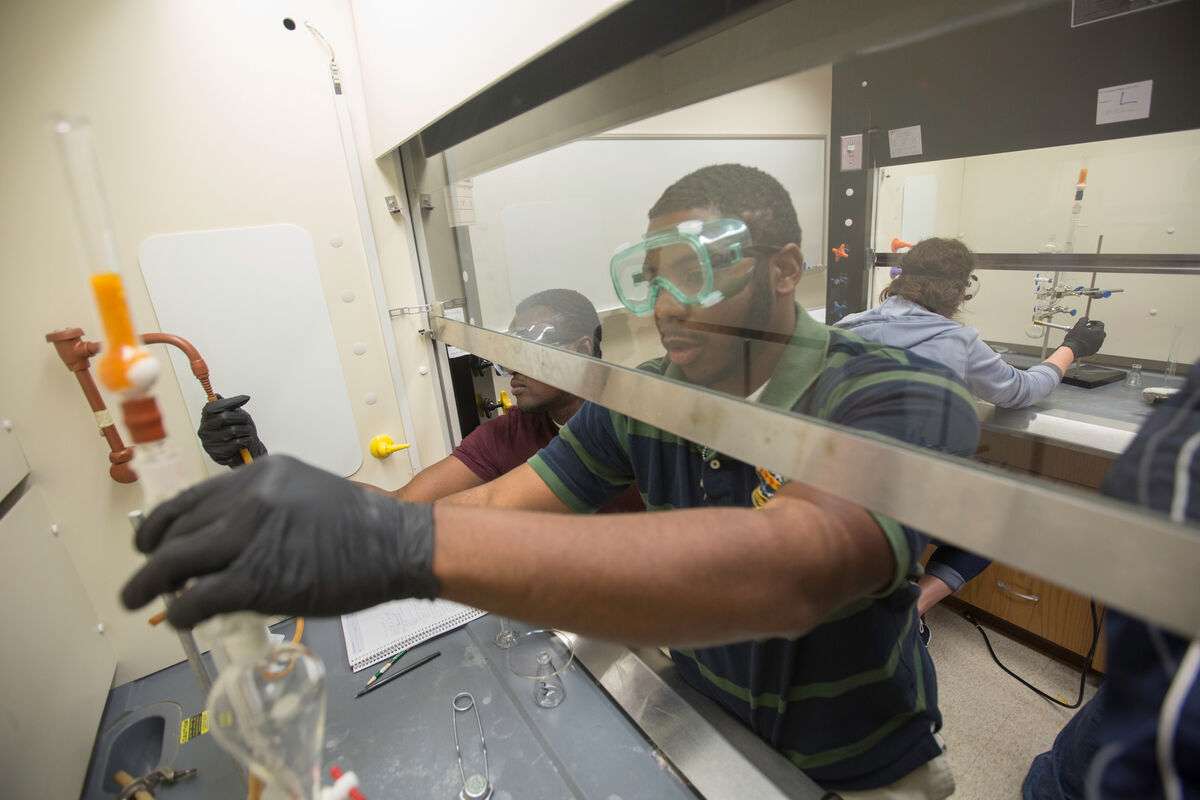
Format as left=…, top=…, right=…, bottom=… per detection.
left=529, top=305, right=979, bottom=790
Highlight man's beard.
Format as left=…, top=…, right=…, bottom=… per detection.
left=688, top=266, right=776, bottom=391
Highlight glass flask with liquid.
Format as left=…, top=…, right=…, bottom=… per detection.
left=204, top=613, right=327, bottom=800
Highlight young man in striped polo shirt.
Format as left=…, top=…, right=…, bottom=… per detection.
left=123, top=164, right=980, bottom=798
left=517, top=164, right=980, bottom=796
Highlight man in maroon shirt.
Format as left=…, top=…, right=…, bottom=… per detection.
left=395, top=288, right=645, bottom=508
left=197, top=288, right=642, bottom=511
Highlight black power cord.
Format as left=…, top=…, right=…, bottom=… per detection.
left=963, top=600, right=1104, bottom=709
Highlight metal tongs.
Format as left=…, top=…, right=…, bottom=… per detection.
left=116, top=766, right=197, bottom=799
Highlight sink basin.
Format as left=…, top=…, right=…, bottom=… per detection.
left=82, top=701, right=181, bottom=798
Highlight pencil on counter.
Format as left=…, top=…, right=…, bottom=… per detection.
left=355, top=651, right=440, bottom=699
left=364, top=649, right=407, bottom=690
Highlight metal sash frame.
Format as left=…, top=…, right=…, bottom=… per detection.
left=873, top=253, right=1200, bottom=275
left=430, top=315, right=1200, bottom=639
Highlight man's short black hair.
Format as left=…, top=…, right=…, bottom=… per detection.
left=515, top=288, right=602, bottom=358
left=648, top=163, right=802, bottom=250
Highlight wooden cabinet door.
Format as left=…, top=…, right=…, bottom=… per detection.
left=954, top=562, right=1106, bottom=670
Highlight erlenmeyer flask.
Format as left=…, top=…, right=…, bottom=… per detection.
left=532, top=651, right=566, bottom=708
left=507, top=630, right=573, bottom=710
left=1124, top=363, right=1144, bottom=390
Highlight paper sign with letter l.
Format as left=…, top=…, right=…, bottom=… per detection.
left=1096, top=80, right=1152, bottom=125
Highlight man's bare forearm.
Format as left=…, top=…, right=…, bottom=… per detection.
left=916, top=573, right=955, bottom=616
left=431, top=494, right=893, bottom=646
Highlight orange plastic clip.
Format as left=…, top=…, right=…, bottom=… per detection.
left=832, top=243, right=849, bottom=261
left=891, top=238, right=913, bottom=252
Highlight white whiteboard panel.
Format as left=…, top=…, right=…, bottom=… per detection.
left=468, top=137, right=827, bottom=327
left=139, top=225, right=362, bottom=478
left=501, top=197, right=608, bottom=316
left=901, top=175, right=938, bottom=245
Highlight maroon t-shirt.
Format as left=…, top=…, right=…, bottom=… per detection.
left=451, top=407, right=643, bottom=513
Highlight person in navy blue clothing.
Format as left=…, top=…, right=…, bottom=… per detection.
left=1023, top=359, right=1200, bottom=800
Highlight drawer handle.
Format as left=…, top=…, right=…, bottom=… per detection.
left=997, top=580, right=1040, bottom=602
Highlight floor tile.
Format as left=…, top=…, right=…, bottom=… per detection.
left=923, top=604, right=1104, bottom=798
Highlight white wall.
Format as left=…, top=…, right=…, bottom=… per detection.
left=0, top=0, right=440, bottom=684
left=350, top=0, right=630, bottom=157
left=871, top=130, right=1200, bottom=365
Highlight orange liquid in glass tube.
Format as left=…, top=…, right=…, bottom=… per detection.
left=90, top=272, right=149, bottom=392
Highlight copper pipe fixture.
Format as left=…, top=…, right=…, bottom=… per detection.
left=139, top=332, right=217, bottom=401
left=46, top=327, right=224, bottom=482
left=45, top=327, right=137, bottom=483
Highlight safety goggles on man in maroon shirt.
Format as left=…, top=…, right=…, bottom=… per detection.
left=493, top=322, right=575, bottom=377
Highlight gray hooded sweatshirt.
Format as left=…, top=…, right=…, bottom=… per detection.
left=834, top=296, right=1062, bottom=408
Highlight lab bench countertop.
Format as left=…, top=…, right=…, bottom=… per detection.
left=81, top=615, right=825, bottom=800
left=980, top=354, right=1176, bottom=456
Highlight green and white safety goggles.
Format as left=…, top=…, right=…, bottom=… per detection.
left=610, top=218, right=779, bottom=314
left=493, top=322, right=572, bottom=377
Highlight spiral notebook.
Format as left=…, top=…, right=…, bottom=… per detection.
left=341, top=599, right=484, bottom=672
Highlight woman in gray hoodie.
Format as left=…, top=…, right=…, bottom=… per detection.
left=834, top=237, right=1108, bottom=634
left=835, top=237, right=1107, bottom=408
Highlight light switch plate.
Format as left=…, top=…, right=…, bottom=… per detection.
left=840, top=134, right=863, bottom=171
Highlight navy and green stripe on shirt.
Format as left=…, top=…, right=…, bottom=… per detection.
left=528, top=305, right=979, bottom=790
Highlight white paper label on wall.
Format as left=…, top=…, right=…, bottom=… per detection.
left=442, top=307, right=469, bottom=358
left=888, top=125, right=924, bottom=159
left=446, top=180, right=476, bottom=227
left=138, top=225, right=363, bottom=478
left=1095, top=80, right=1152, bottom=125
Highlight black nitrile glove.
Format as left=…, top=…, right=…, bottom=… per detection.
left=198, top=394, right=268, bottom=467
left=121, top=455, right=438, bottom=628
left=1062, top=317, right=1106, bottom=359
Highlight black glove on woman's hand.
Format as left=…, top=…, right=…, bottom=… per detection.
left=198, top=394, right=268, bottom=467
left=1062, top=317, right=1106, bottom=359
left=121, top=455, right=439, bottom=628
